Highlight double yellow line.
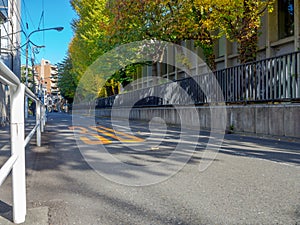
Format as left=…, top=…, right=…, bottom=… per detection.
left=69, top=125, right=144, bottom=145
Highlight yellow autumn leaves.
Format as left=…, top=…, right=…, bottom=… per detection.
left=66, top=0, right=274, bottom=99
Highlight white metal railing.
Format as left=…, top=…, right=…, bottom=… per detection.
left=0, top=61, right=46, bottom=224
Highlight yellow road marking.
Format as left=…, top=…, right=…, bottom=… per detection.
left=69, top=125, right=144, bottom=145
left=69, top=126, right=111, bottom=145
left=94, top=125, right=144, bottom=142
left=89, top=126, right=129, bottom=142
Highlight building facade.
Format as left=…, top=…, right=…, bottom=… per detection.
left=0, top=0, right=21, bottom=125
left=0, top=0, right=21, bottom=77
left=34, top=59, right=61, bottom=107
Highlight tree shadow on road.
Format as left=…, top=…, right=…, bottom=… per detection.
left=219, top=134, right=300, bottom=166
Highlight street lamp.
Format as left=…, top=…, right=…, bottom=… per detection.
left=24, top=26, right=64, bottom=118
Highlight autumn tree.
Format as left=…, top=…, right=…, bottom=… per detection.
left=64, top=0, right=274, bottom=101
left=108, top=0, right=224, bottom=70
left=197, top=0, right=274, bottom=63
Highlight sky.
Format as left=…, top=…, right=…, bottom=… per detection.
left=21, top=0, right=77, bottom=65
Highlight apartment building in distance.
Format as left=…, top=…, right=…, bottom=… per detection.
left=34, top=59, right=61, bottom=106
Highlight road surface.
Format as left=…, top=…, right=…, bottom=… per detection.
left=0, top=112, right=299, bottom=224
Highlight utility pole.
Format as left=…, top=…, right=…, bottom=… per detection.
left=31, top=46, right=45, bottom=95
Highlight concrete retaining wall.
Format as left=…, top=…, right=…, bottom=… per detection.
left=96, top=104, right=300, bottom=138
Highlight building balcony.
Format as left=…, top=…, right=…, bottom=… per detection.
left=50, top=77, right=58, bottom=81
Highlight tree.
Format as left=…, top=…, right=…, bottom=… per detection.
left=57, top=56, right=78, bottom=103
left=196, top=0, right=274, bottom=63
left=108, top=0, right=221, bottom=70
left=21, top=65, right=34, bottom=91
left=65, top=0, right=273, bottom=99
left=68, top=0, right=115, bottom=98
left=70, top=0, right=111, bottom=77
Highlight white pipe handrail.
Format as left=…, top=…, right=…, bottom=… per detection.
left=0, top=154, right=18, bottom=186
left=0, top=75, right=17, bottom=87
left=25, top=86, right=39, bottom=101
left=0, top=60, right=47, bottom=224
left=24, top=123, right=40, bottom=147
left=0, top=61, right=20, bottom=86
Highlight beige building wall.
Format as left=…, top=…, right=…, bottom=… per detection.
left=34, top=59, right=60, bottom=98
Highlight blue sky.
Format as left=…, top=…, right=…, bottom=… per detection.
left=21, top=0, right=77, bottom=65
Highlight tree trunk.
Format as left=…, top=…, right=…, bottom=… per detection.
left=238, top=0, right=259, bottom=64
left=239, top=26, right=258, bottom=64
left=206, top=51, right=217, bottom=71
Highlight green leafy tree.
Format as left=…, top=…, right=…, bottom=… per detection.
left=70, top=0, right=110, bottom=77
left=57, top=56, right=78, bottom=103
left=21, top=65, right=34, bottom=91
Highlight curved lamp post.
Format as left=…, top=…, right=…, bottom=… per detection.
left=25, top=27, right=64, bottom=118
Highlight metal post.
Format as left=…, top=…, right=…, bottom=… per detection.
left=31, top=57, right=36, bottom=94
left=10, top=83, right=26, bottom=224
left=25, top=41, right=29, bottom=119
left=36, top=101, right=41, bottom=146
left=41, top=105, right=45, bottom=133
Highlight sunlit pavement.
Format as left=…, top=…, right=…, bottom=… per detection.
left=1, top=112, right=300, bottom=224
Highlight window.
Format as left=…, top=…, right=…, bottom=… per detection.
left=0, top=0, right=8, bottom=22
left=218, top=35, right=226, bottom=57
left=278, top=0, right=294, bottom=39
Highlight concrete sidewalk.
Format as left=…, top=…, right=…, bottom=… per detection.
left=0, top=116, right=49, bottom=225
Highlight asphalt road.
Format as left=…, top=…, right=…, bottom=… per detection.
left=1, top=112, right=300, bottom=224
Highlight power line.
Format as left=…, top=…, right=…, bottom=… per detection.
left=21, top=0, right=45, bottom=51
left=21, top=0, right=37, bottom=31
left=38, top=11, right=44, bottom=30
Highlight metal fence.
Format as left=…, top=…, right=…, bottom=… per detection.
left=96, top=51, right=300, bottom=108
left=0, top=61, right=46, bottom=224
left=216, top=51, right=300, bottom=102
